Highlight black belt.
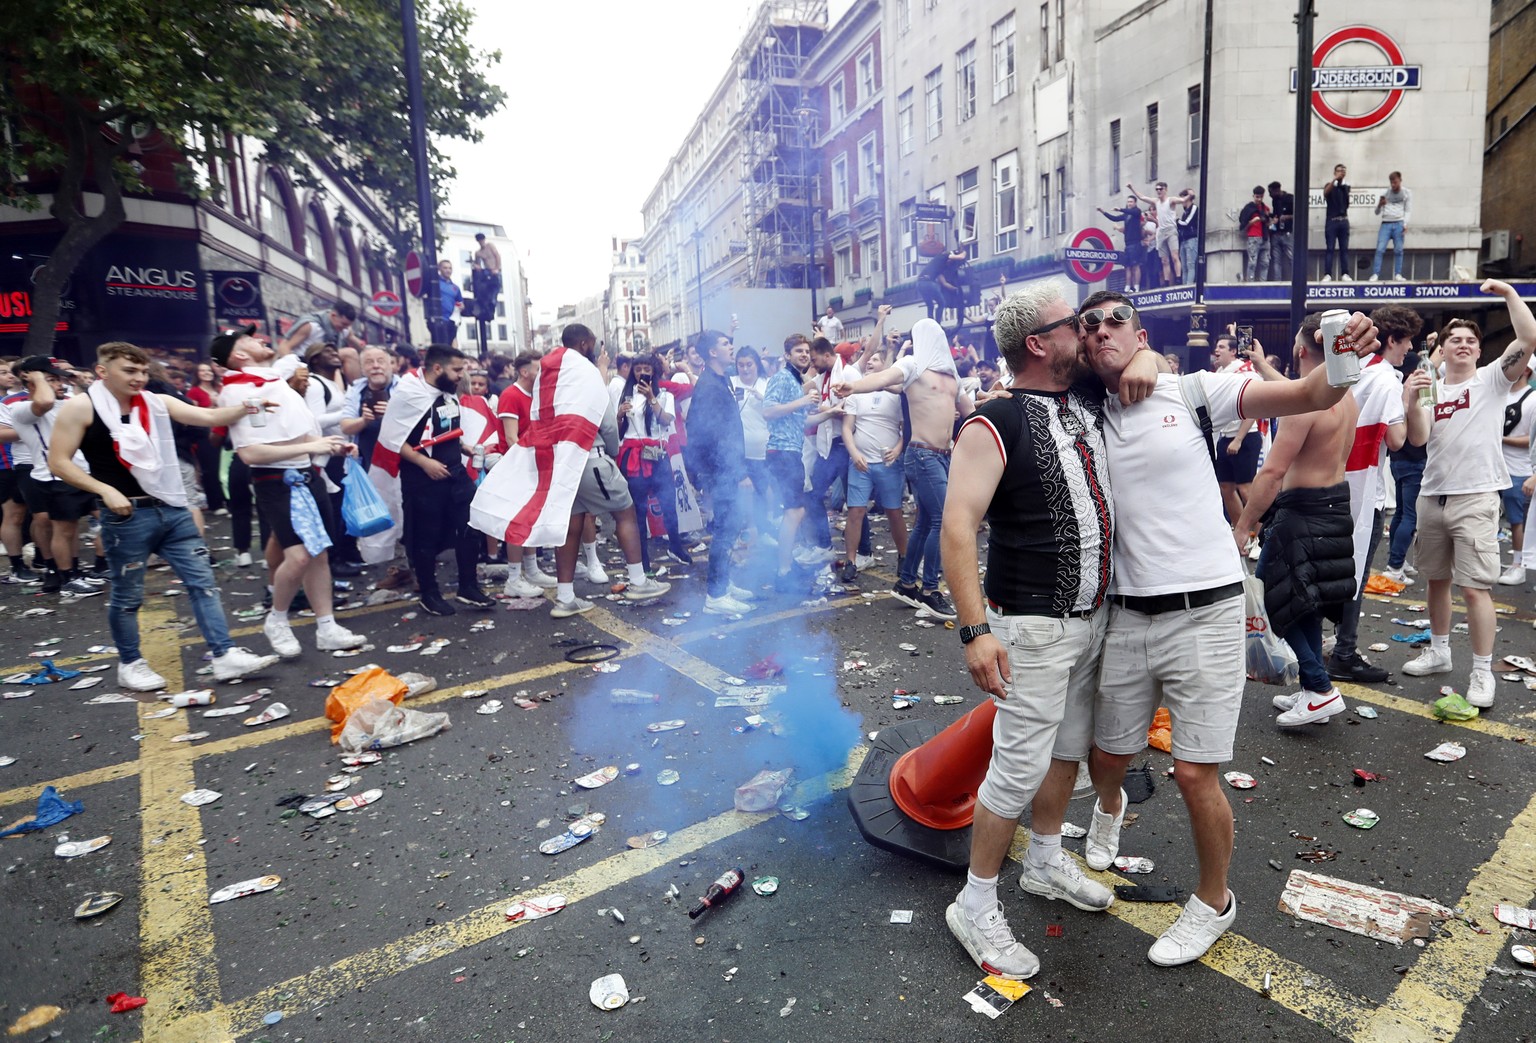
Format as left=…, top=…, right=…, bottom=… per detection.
left=1112, top=581, right=1243, bottom=616
left=988, top=598, right=1099, bottom=620
left=252, top=467, right=318, bottom=484
left=123, top=495, right=174, bottom=509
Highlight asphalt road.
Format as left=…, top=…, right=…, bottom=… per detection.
left=4, top=515, right=1536, bottom=1043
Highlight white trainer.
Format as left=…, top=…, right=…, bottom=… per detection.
left=1277, top=687, right=1345, bottom=727
left=855, top=554, right=876, bottom=570
left=316, top=623, right=366, bottom=651
left=576, top=561, right=610, bottom=585
left=550, top=597, right=594, bottom=619
left=235, top=551, right=253, bottom=568
left=726, top=583, right=758, bottom=602
left=624, top=577, right=672, bottom=602
left=117, top=659, right=168, bottom=692
left=211, top=647, right=279, bottom=682
left=1467, top=669, right=1496, bottom=709
left=1403, top=647, right=1453, bottom=676
left=1085, top=789, right=1127, bottom=871
left=1382, top=566, right=1412, bottom=585
left=503, top=575, right=546, bottom=599
left=945, top=900, right=1039, bottom=980
left=1018, top=852, right=1114, bottom=911
left=1498, top=565, right=1526, bottom=586
left=263, top=614, right=302, bottom=659
left=522, top=562, right=558, bottom=587
left=1270, top=690, right=1333, bottom=723
left=1149, top=891, right=1236, bottom=966
left=703, top=594, right=752, bottom=616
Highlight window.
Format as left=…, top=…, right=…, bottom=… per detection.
left=1146, top=103, right=1159, bottom=180
left=897, top=0, right=910, bottom=33
left=994, top=151, right=1019, bottom=251
left=956, top=42, right=977, bottom=123
left=339, top=231, right=359, bottom=288
left=957, top=168, right=980, bottom=259
left=836, top=245, right=853, bottom=284
left=1039, top=173, right=1051, bottom=238
left=991, top=14, right=1016, bottom=102
left=863, top=232, right=881, bottom=273
left=1187, top=85, right=1202, bottom=168
left=498, top=324, right=509, bottom=341
left=260, top=173, right=294, bottom=250
left=1054, top=0, right=1065, bottom=62
left=1109, top=120, right=1121, bottom=194
left=1055, top=164, right=1067, bottom=237
left=897, top=90, right=915, bottom=156
left=858, top=134, right=878, bottom=198
left=857, top=49, right=876, bottom=103
left=831, top=78, right=846, bottom=123
left=900, top=199, right=919, bottom=277
left=304, top=204, right=331, bottom=269
left=1039, top=4, right=1050, bottom=70
left=832, top=153, right=850, bottom=212
left=924, top=67, right=943, bottom=141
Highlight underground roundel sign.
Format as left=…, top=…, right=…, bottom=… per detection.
left=1062, top=227, right=1120, bottom=285
left=1292, top=25, right=1421, bottom=133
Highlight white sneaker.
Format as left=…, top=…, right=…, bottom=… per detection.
left=1403, top=647, right=1453, bottom=676
left=1247, top=539, right=1261, bottom=561
left=1268, top=690, right=1333, bottom=723
left=263, top=614, right=302, bottom=659
left=1403, top=562, right=1418, bottom=577
left=503, top=575, right=546, bottom=599
left=576, top=561, right=609, bottom=585
left=1382, top=566, right=1412, bottom=585
left=1148, top=891, right=1237, bottom=966
left=1276, top=687, right=1345, bottom=727
left=211, top=647, right=279, bottom=682
left=1467, top=669, right=1496, bottom=709
left=945, top=899, right=1039, bottom=980
left=703, top=594, right=752, bottom=616
left=624, top=577, right=672, bottom=602
left=726, top=583, right=758, bottom=602
left=855, top=554, right=875, bottom=570
left=1498, top=565, right=1527, bottom=586
left=1339, top=273, right=1353, bottom=282
left=1018, top=852, right=1113, bottom=912
left=792, top=546, right=836, bottom=566
left=316, top=622, right=366, bottom=651
left=1320, top=274, right=1332, bottom=282
left=235, top=551, right=253, bottom=568
left=1369, top=274, right=1381, bottom=282
left=1085, top=789, right=1127, bottom=871
left=522, top=562, right=558, bottom=587
left=550, top=597, right=594, bottom=619
left=117, top=659, right=167, bottom=692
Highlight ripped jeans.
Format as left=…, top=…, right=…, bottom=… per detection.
left=101, top=503, right=232, bottom=663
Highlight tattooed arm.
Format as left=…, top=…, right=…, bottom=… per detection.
left=1487, top=279, right=1536, bottom=383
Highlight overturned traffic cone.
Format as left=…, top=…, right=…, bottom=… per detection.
left=847, top=701, right=997, bottom=870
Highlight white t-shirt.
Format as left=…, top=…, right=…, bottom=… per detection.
left=619, top=388, right=675, bottom=442
left=821, top=315, right=844, bottom=343
left=1421, top=364, right=1519, bottom=496
left=607, top=374, right=626, bottom=412
left=305, top=371, right=347, bottom=437
left=1104, top=372, right=1252, bottom=596
left=0, top=395, right=34, bottom=466
left=845, top=387, right=904, bottom=461
left=1215, top=358, right=1254, bottom=437
left=1502, top=385, right=1536, bottom=478
left=732, top=376, right=769, bottom=460
left=10, top=396, right=87, bottom=481
left=218, top=367, right=322, bottom=470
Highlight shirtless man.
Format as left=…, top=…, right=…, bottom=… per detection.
left=835, top=317, right=973, bottom=619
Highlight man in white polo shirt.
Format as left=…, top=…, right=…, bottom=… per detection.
left=1401, top=281, right=1536, bottom=708
left=1079, top=290, right=1378, bottom=967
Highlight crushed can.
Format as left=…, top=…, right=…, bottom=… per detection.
left=1320, top=309, right=1360, bottom=388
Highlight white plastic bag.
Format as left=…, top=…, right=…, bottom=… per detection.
left=338, top=697, right=451, bottom=753
left=1244, top=572, right=1299, bottom=686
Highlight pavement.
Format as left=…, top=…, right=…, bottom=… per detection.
left=4, top=519, right=1536, bottom=1043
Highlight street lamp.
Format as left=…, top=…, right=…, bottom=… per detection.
left=793, top=93, right=819, bottom=325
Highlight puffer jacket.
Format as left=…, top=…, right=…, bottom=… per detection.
left=1257, top=482, right=1356, bottom=636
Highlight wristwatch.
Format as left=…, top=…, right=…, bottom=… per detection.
left=958, top=622, right=991, bottom=645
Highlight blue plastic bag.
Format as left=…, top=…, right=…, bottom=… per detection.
left=341, top=459, right=394, bottom=538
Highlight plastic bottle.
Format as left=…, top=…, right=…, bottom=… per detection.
left=687, top=867, right=745, bottom=919
left=610, top=689, right=661, bottom=705
left=1417, top=354, right=1437, bottom=409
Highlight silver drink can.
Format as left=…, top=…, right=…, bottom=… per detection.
left=1320, top=309, right=1360, bottom=388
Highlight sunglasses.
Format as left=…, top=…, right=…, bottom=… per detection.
left=1077, top=304, right=1137, bottom=329
left=1028, top=314, right=1078, bottom=337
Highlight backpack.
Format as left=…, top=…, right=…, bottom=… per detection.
left=1176, top=374, right=1217, bottom=466
left=1504, top=387, right=1535, bottom=437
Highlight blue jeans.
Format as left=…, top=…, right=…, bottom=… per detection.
left=625, top=466, right=685, bottom=571
left=704, top=467, right=745, bottom=597
left=1331, top=508, right=1382, bottom=662
left=1388, top=457, right=1425, bottom=568
left=100, top=504, right=232, bottom=663
left=1372, top=221, right=1405, bottom=277
left=1178, top=238, right=1196, bottom=284
left=899, top=445, right=950, bottom=590
left=1284, top=614, right=1332, bottom=695
left=806, top=441, right=851, bottom=549
left=1324, top=218, right=1350, bottom=278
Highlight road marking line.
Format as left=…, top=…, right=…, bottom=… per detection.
left=175, top=747, right=868, bottom=1042
left=194, top=597, right=410, bottom=645
left=134, top=601, right=234, bottom=1043
left=673, top=591, right=876, bottom=645
left=1336, top=681, right=1536, bottom=743
left=0, top=760, right=141, bottom=812
left=1356, top=788, right=1536, bottom=1042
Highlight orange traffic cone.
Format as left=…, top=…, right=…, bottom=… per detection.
left=889, top=701, right=997, bottom=829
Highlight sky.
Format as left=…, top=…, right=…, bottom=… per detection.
left=440, top=0, right=852, bottom=325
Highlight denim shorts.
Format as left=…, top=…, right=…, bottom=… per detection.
left=1502, top=478, right=1531, bottom=528
left=846, top=458, right=905, bottom=510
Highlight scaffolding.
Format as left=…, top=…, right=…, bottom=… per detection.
left=739, top=0, right=827, bottom=289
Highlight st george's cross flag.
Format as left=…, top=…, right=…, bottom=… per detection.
left=469, top=347, right=607, bottom=548
left=369, top=371, right=443, bottom=478
left=457, top=393, right=506, bottom=481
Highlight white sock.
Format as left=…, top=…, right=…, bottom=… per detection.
left=626, top=563, right=647, bottom=586
left=508, top=561, right=523, bottom=580
left=960, top=870, right=998, bottom=915
left=556, top=582, right=575, bottom=603
left=316, top=614, right=335, bottom=628
left=1026, top=830, right=1061, bottom=868
left=268, top=609, right=289, bottom=625
left=1473, top=653, right=1492, bottom=674
left=522, top=552, right=540, bottom=571
left=1430, top=633, right=1450, bottom=655
left=582, top=541, right=600, bottom=567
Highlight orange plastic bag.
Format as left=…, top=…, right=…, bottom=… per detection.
left=1363, top=573, right=1406, bottom=596
left=326, top=667, right=409, bottom=741
left=1146, top=706, right=1172, bottom=753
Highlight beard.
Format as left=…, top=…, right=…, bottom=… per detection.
left=433, top=372, right=459, bottom=393
left=1048, top=344, right=1090, bottom=385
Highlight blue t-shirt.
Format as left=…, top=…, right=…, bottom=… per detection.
left=764, top=366, right=808, bottom=452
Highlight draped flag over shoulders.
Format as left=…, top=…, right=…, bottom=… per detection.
left=470, top=347, right=607, bottom=548
left=370, top=372, right=442, bottom=478
left=458, top=394, right=505, bottom=481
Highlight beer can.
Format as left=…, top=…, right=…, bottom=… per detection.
left=246, top=395, right=268, bottom=427
left=1320, top=309, right=1360, bottom=388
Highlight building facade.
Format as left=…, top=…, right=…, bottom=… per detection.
left=439, top=213, right=532, bottom=355
left=1483, top=0, right=1536, bottom=278
left=604, top=237, right=651, bottom=356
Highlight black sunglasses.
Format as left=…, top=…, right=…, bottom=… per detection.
left=1077, top=304, right=1137, bottom=329
left=1028, top=314, right=1078, bottom=337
